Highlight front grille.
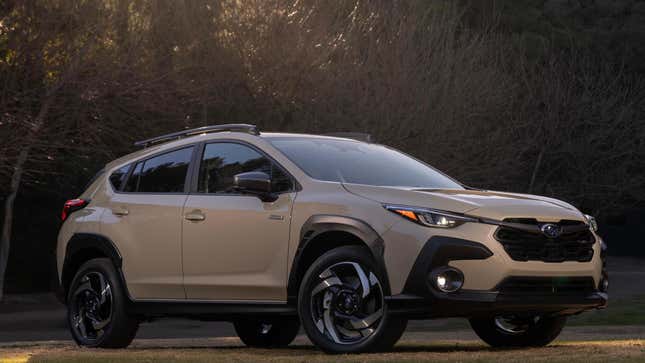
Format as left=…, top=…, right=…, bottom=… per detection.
left=495, top=219, right=595, bottom=263
left=497, top=276, right=596, bottom=296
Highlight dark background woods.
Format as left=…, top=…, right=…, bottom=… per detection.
left=0, top=0, right=644, bottom=296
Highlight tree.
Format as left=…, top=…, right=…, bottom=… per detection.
left=0, top=0, right=643, bottom=296
left=0, top=1, right=106, bottom=300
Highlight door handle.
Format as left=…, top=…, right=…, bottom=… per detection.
left=112, top=206, right=129, bottom=216
left=185, top=210, right=206, bottom=222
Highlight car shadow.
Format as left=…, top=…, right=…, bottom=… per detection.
left=125, top=342, right=498, bottom=354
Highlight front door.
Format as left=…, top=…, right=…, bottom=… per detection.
left=182, top=142, right=296, bottom=301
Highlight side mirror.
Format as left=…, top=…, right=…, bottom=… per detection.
left=233, top=171, right=277, bottom=202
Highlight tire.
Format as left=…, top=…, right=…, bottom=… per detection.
left=67, top=258, right=139, bottom=348
left=469, top=315, right=567, bottom=348
left=298, top=245, right=407, bottom=353
left=233, top=316, right=300, bottom=348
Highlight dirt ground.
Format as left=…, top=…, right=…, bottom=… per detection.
left=1, top=338, right=644, bottom=363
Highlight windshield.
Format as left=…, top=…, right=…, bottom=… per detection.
left=268, top=137, right=464, bottom=189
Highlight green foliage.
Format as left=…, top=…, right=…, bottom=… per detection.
left=487, top=0, right=645, bottom=71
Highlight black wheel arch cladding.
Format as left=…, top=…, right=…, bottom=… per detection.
left=62, top=233, right=127, bottom=302
left=287, top=215, right=389, bottom=301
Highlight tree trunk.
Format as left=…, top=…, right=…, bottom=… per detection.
left=528, top=147, right=545, bottom=194
left=0, top=96, right=53, bottom=301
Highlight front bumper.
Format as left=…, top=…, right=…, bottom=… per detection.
left=389, top=235, right=608, bottom=319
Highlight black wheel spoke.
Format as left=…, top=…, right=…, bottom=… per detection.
left=70, top=271, right=113, bottom=342
left=73, top=280, right=92, bottom=298
left=494, top=315, right=539, bottom=335
left=348, top=262, right=371, bottom=298
left=309, top=261, right=384, bottom=345
left=88, top=314, right=111, bottom=331
left=311, top=277, right=343, bottom=297
left=334, top=308, right=383, bottom=330
left=97, top=273, right=111, bottom=305
left=74, top=311, right=88, bottom=338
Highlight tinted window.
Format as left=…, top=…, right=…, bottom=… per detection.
left=135, top=147, right=193, bottom=193
left=198, top=143, right=292, bottom=194
left=109, top=165, right=131, bottom=191
left=269, top=138, right=464, bottom=189
left=124, top=162, right=143, bottom=192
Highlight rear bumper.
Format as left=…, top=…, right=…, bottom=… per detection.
left=386, top=290, right=607, bottom=319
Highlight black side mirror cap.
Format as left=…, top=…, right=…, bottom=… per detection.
left=233, top=171, right=277, bottom=202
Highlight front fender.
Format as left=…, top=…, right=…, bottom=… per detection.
left=287, top=215, right=389, bottom=299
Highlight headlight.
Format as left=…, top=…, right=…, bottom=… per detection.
left=384, top=205, right=477, bottom=228
left=584, top=214, right=598, bottom=232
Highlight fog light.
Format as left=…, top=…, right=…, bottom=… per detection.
left=430, top=267, right=464, bottom=293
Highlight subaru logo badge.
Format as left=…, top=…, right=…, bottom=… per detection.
left=541, top=223, right=562, bottom=239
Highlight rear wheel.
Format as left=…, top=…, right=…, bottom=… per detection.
left=67, top=258, right=139, bottom=348
left=469, top=314, right=566, bottom=348
left=233, top=317, right=300, bottom=348
left=298, top=246, right=407, bottom=353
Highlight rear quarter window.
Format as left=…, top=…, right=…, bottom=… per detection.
left=109, top=165, right=131, bottom=191
left=124, top=162, right=143, bottom=192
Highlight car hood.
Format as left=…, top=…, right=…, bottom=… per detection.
left=342, top=184, right=585, bottom=222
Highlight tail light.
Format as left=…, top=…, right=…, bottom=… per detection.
left=61, top=199, right=89, bottom=222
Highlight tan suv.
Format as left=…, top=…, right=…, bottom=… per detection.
left=56, top=124, right=607, bottom=353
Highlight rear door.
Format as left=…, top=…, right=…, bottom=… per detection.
left=101, top=146, right=194, bottom=299
left=182, top=141, right=296, bottom=301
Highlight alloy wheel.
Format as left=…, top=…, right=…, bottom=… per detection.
left=309, top=261, right=384, bottom=345
left=494, top=315, right=540, bottom=335
left=70, top=271, right=113, bottom=342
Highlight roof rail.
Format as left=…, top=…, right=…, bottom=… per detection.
left=323, top=132, right=374, bottom=143
left=134, top=124, right=260, bottom=147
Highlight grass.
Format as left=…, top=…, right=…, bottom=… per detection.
left=413, top=295, right=645, bottom=329
left=569, top=295, right=645, bottom=326
left=1, top=340, right=644, bottom=363
left=402, top=295, right=645, bottom=331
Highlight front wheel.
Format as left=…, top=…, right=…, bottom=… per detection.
left=233, top=316, right=300, bottom=348
left=469, top=315, right=566, bottom=348
left=298, top=246, right=407, bottom=354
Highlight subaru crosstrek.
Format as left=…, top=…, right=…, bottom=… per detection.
left=56, top=124, right=608, bottom=353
